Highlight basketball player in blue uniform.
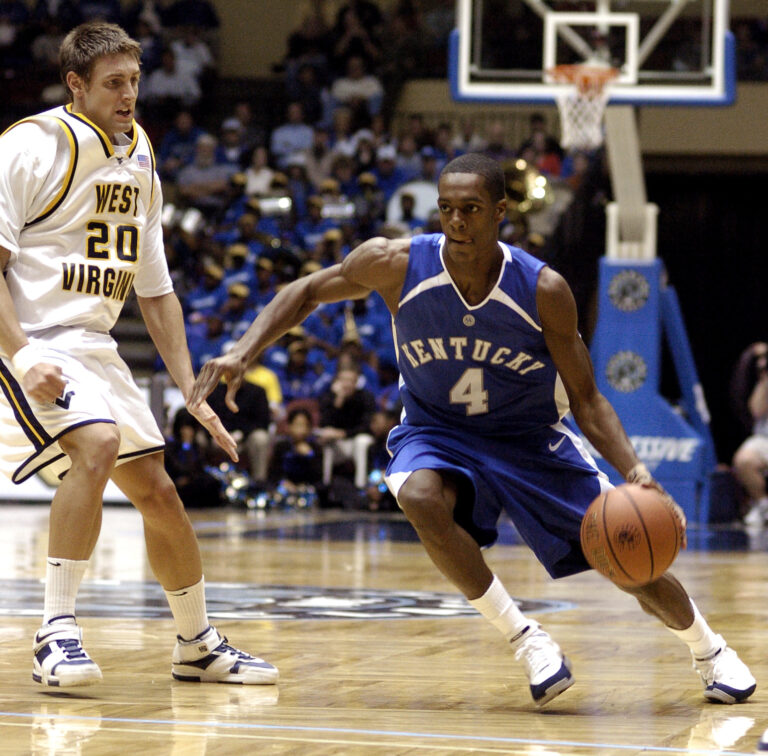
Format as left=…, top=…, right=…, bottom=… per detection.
left=190, top=153, right=754, bottom=706
left=0, top=22, right=277, bottom=687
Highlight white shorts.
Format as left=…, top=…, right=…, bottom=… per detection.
left=0, top=327, right=165, bottom=484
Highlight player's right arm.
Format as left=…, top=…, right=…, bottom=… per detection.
left=0, top=121, right=67, bottom=402
left=0, top=246, right=66, bottom=402
left=189, top=236, right=409, bottom=412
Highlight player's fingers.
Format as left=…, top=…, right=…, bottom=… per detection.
left=189, top=363, right=220, bottom=406
left=224, top=376, right=242, bottom=413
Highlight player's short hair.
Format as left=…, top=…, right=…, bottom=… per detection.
left=59, top=21, right=142, bottom=100
left=440, top=153, right=506, bottom=203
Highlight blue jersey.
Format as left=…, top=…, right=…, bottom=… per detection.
left=394, top=234, right=569, bottom=437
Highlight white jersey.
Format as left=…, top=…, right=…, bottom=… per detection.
left=0, top=104, right=173, bottom=339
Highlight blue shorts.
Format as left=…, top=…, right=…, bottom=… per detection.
left=385, top=419, right=612, bottom=579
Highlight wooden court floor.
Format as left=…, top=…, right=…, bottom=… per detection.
left=0, top=503, right=767, bottom=755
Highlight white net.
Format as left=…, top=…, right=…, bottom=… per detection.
left=551, top=65, right=618, bottom=151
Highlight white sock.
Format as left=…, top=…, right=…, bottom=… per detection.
left=165, top=577, right=209, bottom=641
left=43, top=557, right=88, bottom=625
left=469, top=575, right=533, bottom=644
left=666, top=600, right=723, bottom=659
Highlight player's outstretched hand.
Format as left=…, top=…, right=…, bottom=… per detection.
left=189, top=353, right=245, bottom=413
left=186, top=399, right=239, bottom=464
left=627, top=462, right=687, bottom=549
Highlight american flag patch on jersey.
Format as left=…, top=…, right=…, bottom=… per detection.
left=137, top=154, right=151, bottom=170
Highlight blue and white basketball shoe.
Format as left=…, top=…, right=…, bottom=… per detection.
left=33, top=615, right=102, bottom=687
left=692, top=638, right=756, bottom=703
left=172, top=626, right=278, bottom=684
left=513, top=625, right=574, bottom=706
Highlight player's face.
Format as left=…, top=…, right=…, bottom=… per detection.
left=437, top=173, right=506, bottom=261
left=68, top=53, right=140, bottom=139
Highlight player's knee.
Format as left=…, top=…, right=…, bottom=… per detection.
left=65, top=424, right=120, bottom=481
left=398, top=479, right=452, bottom=532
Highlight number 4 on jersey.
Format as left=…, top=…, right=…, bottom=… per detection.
left=449, top=368, right=488, bottom=415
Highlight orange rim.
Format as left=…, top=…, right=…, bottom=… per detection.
left=549, top=63, right=618, bottom=94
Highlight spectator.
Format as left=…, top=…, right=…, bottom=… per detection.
left=251, top=257, right=277, bottom=312
left=331, top=3, right=382, bottom=74
left=141, top=46, right=201, bottom=121
left=243, top=352, right=283, bottom=418
left=184, top=261, right=227, bottom=323
left=170, top=24, right=214, bottom=83
left=395, top=133, right=422, bottom=181
left=206, top=376, right=272, bottom=486
left=216, top=117, right=249, bottom=169
left=304, top=126, right=335, bottom=190
left=328, top=105, right=357, bottom=156
left=222, top=243, right=255, bottom=290
left=270, top=101, right=315, bottom=170
left=243, top=145, right=274, bottom=197
left=277, top=337, right=324, bottom=404
left=267, top=406, right=324, bottom=509
left=186, top=313, right=229, bottom=373
left=176, top=133, right=237, bottom=218
left=731, top=342, right=768, bottom=527
left=316, top=364, right=376, bottom=489
left=157, top=109, right=206, bottom=181
left=230, top=100, right=265, bottom=157
left=395, top=190, right=425, bottom=232
left=365, top=409, right=398, bottom=511
left=219, top=282, right=257, bottom=340
left=294, top=195, right=337, bottom=251
left=329, top=54, right=384, bottom=121
left=452, top=117, right=487, bottom=153
left=483, top=119, right=514, bottom=163
left=286, top=61, right=328, bottom=126
left=373, top=143, right=408, bottom=201
left=164, top=408, right=222, bottom=508
left=281, top=2, right=331, bottom=88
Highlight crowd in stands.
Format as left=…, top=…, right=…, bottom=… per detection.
left=1, top=0, right=766, bottom=511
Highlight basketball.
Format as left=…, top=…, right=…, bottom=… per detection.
left=580, top=484, right=683, bottom=587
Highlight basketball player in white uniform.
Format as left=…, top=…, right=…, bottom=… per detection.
left=0, top=21, right=277, bottom=687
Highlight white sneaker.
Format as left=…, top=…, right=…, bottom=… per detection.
left=172, top=626, right=278, bottom=684
left=758, top=727, right=768, bottom=751
left=513, top=626, right=574, bottom=706
left=692, top=638, right=756, bottom=703
left=33, top=615, right=102, bottom=687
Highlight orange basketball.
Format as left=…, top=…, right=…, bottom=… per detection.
left=580, top=483, right=683, bottom=587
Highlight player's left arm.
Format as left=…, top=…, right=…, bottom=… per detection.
left=537, top=267, right=638, bottom=476
left=537, top=267, right=686, bottom=536
left=138, top=291, right=238, bottom=463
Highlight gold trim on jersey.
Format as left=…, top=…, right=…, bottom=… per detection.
left=3, top=116, right=80, bottom=228
left=64, top=104, right=139, bottom=158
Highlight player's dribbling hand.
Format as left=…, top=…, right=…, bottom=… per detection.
left=626, top=462, right=687, bottom=548
left=189, top=353, right=245, bottom=413
left=186, top=399, right=239, bottom=464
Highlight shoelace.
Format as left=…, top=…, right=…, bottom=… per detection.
left=515, top=633, right=554, bottom=676
left=215, top=638, right=254, bottom=660
left=57, top=638, right=88, bottom=661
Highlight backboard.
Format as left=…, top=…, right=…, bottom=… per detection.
left=449, top=0, right=735, bottom=106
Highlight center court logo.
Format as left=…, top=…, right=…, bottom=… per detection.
left=0, top=580, right=573, bottom=620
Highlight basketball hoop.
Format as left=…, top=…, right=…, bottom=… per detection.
left=548, top=63, right=619, bottom=151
